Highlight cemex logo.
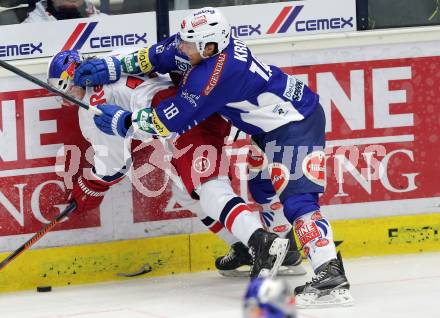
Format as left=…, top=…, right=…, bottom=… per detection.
left=231, top=24, right=262, bottom=37
left=62, top=22, right=147, bottom=51
left=0, top=42, right=43, bottom=58
left=267, top=5, right=354, bottom=34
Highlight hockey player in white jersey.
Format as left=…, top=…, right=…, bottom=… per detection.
left=47, top=49, right=290, bottom=279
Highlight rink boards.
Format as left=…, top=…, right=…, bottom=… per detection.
left=0, top=212, right=439, bottom=293
left=2, top=22, right=440, bottom=292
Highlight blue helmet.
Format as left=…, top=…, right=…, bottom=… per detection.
left=47, top=50, right=81, bottom=93
left=244, top=278, right=296, bottom=318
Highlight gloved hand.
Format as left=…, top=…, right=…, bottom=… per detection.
left=93, top=104, right=132, bottom=137
left=74, top=56, right=121, bottom=87
left=70, top=176, right=109, bottom=212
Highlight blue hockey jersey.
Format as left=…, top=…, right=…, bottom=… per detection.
left=145, top=35, right=320, bottom=135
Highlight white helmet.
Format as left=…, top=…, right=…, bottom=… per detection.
left=178, top=7, right=231, bottom=57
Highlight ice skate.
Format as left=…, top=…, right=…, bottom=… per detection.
left=248, top=229, right=289, bottom=278
left=294, top=257, right=354, bottom=308
left=216, top=231, right=305, bottom=277
left=277, top=230, right=306, bottom=276
left=216, top=242, right=252, bottom=277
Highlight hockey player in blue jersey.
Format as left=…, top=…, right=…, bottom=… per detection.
left=73, top=7, right=353, bottom=307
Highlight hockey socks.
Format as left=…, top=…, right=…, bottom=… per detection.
left=294, top=210, right=337, bottom=271
left=200, top=216, right=239, bottom=245
left=199, top=179, right=261, bottom=245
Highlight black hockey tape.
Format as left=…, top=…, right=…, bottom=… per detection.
left=36, top=286, right=52, bottom=292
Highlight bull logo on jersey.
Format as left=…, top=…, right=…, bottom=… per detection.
left=268, top=162, right=290, bottom=194
left=302, top=151, right=326, bottom=186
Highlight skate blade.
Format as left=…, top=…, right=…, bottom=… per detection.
left=218, top=266, right=251, bottom=278
left=277, top=264, right=307, bottom=276
left=219, top=263, right=307, bottom=278
left=295, top=289, right=354, bottom=309
left=259, top=238, right=289, bottom=279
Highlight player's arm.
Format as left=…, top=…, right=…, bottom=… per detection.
left=131, top=72, right=228, bottom=136
left=92, top=82, right=223, bottom=138
left=119, top=35, right=183, bottom=75
left=74, top=35, right=184, bottom=87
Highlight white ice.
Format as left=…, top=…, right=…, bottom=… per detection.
left=1, top=252, right=439, bottom=318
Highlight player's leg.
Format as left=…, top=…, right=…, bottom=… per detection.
left=70, top=112, right=128, bottom=212
left=253, top=104, right=353, bottom=307
left=170, top=169, right=253, bottom=277
left=215, top=167, right=305, bottom=277
left=170, top=180, right=239, bottom=247
left=172, top=114, right=289, bottom=278
left=215, top=141, right=305, bottom=277
left=198, top=177, right=289, bottom=278
left=248, top=170, right=306, bottom=276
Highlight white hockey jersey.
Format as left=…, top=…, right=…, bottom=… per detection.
left=78, top=73, right=173, bottom=180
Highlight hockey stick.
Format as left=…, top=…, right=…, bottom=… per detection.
left=0, top=201, right=77, bottom=272
left=0, top=59, right=101, bottom=115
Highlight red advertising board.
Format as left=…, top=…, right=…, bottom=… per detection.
left=1, top=55, right=439, bottom=238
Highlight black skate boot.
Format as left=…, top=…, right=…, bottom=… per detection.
left=216, top=231, right=304, bottom=277
left=215, top=242, right=252, bottom=277
left=248, top=229, right=289, bottom=278
left=278, top=231, right=306, bottom=276
left=294, top=254, right=354, bottom=308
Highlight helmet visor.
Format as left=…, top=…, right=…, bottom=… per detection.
left=175, top=33, right=198, bottom=56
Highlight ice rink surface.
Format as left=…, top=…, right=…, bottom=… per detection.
left=1, top=252, right=439, bottom=318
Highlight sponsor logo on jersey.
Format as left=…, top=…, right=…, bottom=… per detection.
left=269, top=162, right=290, bottom=194
left=272, top=103, right=292, bottom=118
left=270, top=202, right=283, bottom=211
left=88, top=85, right=107, bottom=106
left=155, top=45, right=165, bottom=54
left=302, top=151, right=326, bottom=186
left=181, top=20, right=186, bottom=29
left=267, top=5, right=354, bottom=35
left=283, top=76, right=304, bottom=101
left=247, top=145, right=267, bottom=171
left=315, top=238, right=329, bottom=247
left=137, top=47, right=153, bottom=73
left=181, top=89, right=200, bottom=107
left=203, top=52, right=227, bottom=96
left=151, top=109, right=171, bottom=137
left=193, top=156, right=211, bottom=173
left=295, top=220, right=321, bottom=246
left=133, top=108, right=154, bottom=134
left=121, top=53, right=136, bottom=73
left=311, top=211, right=323, bottom=221
left=191, top=15, right=208, bottom=28
left=0, top=42, right=43, bottom=58
left=175, top=56, right=191, bottom=73
left=273, top=225, right=290, bottom=233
